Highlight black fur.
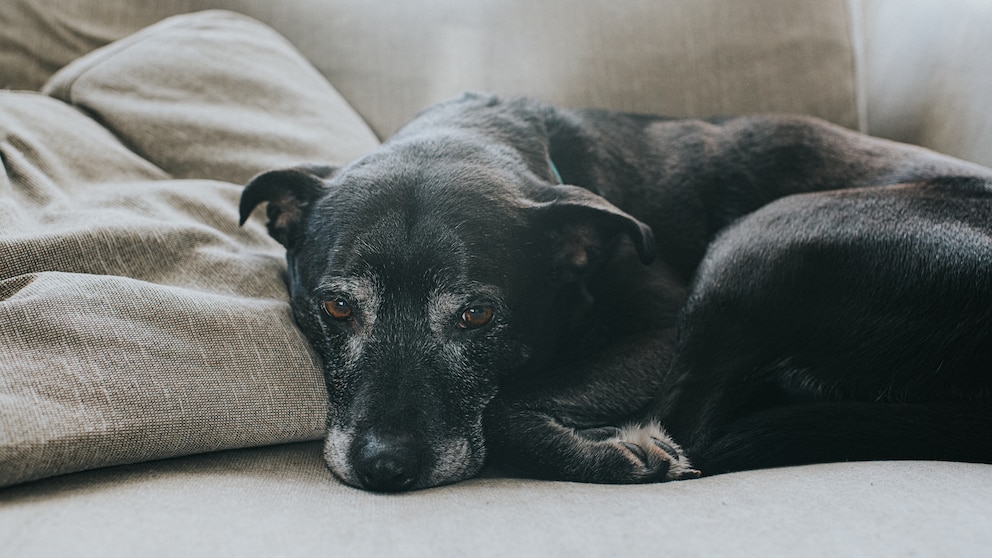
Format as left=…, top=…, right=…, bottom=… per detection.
left=241, top=93, right=992, bottom=491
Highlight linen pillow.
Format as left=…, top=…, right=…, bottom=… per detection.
left=43, top=9, right=380, bottom=185
left=0, top=11, right=378, bottom=487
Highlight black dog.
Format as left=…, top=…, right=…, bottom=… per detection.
left=240, top=93, right=992, bottom=491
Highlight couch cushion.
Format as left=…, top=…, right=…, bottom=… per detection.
left=3, top=443, right=991, bottom=557
left=0, top=10, right=381, bottom=487
left=0, top=89, right=327, bottom=488
left=42, top=10, right=380, bottom=185
left=862, top=0, right=992, bottom=167
left=0, top=1, right=188, bottom=92
left=1, top=0, right=863, bottom=138
left=292, top=0, right=864, bottom=138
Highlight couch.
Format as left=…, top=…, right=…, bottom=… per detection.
left=2, top=1, right=991, bottom=556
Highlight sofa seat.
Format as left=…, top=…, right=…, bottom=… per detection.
left=4, top=443, right=992, bottom=557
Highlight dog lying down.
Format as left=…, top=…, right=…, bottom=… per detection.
left=240, top=93, right=992, bottom=492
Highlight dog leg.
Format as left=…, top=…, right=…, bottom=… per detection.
left=578, top=421, right=701, bottom=480
left=486, top=403, right=699, bottom=483
left=484, top=329, right=700, bottom=483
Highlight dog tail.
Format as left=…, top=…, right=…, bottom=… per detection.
left=690, top=401, right=992, bottom=475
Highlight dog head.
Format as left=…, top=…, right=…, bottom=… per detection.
left=240, top=93, right=654, bottom=491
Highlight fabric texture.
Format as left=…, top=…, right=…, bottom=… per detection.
left=3, top=442, right=992, bottom=558
left=861, top=0, right=992, bottom=167
left=0, top=10, right=382, bottom=487
left=0, top=0, right=862, bottom=138
left=279, top=0, right=862, bottom=138
left=42, top=10, right=380, bottom=184
left=7, top=0, right=992, bottom=167
left=0, top=1, right=190, bottom=92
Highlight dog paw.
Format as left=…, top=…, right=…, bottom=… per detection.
left=575, top=421, right=701, bottom=482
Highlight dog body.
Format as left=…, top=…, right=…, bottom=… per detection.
left=241, top=93, right=992, bottom=491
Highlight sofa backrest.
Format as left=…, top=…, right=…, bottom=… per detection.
left=861, top=0, right=992, bottom=167
left=2, top=0, right=989, bottom=166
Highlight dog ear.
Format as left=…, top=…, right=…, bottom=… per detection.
left=531, top=185, right=655, bottom=281
left=239, top=164, right=337, bottom=247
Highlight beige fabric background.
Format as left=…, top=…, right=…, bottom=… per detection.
left=4, top=441, right=992, bottom=558
left=0, top=11, right=380, bottom=487
left=42, top=10, right=379, bottom=184
left=862, top=0, right=992, bottom=167
left=6, top=1, right=992, bottom=168
left=0, top=0, right=862, bottom=137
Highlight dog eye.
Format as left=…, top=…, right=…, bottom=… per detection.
left=323, top=298, right=353, bottom=320
left=458, top=305, right=494, bottom=330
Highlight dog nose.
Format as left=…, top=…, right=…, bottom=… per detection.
left=354, top=432, right=421, bottom=492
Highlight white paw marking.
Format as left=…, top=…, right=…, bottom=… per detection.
left=614, top=421, right=700, bottom=480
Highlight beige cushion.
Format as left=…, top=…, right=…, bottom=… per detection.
left=0, top=11, right=382, bottom=487
left=42, top=10, right=380, bottom=185
left=0, top=2, right=190, bottom=92
left=3, top=443, right=992, bottom=557
left=290, top=0, right=862, bottom=138
left=862, top=0, right=992, bottom=168
left=0, top=0, right=862, bottom=138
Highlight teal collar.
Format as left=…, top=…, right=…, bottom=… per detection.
left=547, top=154, right=564, bottom=184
